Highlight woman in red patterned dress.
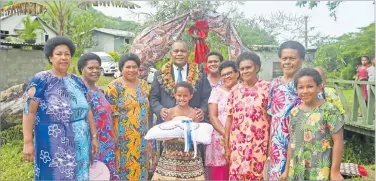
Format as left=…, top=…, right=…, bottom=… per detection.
left=78, top=53, right=119, bottom=180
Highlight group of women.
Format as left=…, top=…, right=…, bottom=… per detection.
left=22, top=36, right=343, bottom=180
left=22, top=36, right=150, bottom=180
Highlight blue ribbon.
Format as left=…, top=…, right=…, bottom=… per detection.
left=182, top=120, right=192, bottom=152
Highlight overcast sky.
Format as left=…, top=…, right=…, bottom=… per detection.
left=94, top=1, right=374, bottom=38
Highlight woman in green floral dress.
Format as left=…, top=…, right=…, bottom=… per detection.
left=280, top=68, right=344, bottom=181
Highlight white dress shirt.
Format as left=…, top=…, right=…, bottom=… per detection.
left=172, top=64, right=188, bottom=83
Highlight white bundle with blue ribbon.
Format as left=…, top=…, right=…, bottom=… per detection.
left=144, top=116, right=213, bottom=158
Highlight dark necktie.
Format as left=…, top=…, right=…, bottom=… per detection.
left=177, top=67, right=183, bottom=83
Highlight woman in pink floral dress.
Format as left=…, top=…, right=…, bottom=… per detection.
left=206, top=61, right=239, bottom=180
left=224, top=52, right=271, bottom=180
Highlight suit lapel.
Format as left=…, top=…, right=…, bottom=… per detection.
left=170, top=65, right=175, bottom=82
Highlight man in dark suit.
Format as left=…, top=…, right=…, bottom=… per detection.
left=150, top=40, right=211, bottom=124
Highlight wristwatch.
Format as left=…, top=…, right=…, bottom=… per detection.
left=92, top=134, right=97, bottom=139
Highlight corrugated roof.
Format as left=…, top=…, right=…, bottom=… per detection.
left=94, top=28, right=134, bottom=38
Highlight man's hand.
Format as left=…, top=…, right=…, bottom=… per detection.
left=195, top=108, right=204, bottom=122
left=160, top=108, right=169, bottom=121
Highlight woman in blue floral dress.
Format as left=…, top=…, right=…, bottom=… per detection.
left=22, top=37, right=98, bottom=180
left=78, top=53, right=119, bottom=180
left=267, top=41, right=305, bottom=180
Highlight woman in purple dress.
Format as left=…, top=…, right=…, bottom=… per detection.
left=77, top=53, right=119, bottom=180
left=22, top=37, right=99, bottom=180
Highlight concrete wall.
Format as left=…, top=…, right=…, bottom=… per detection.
left=86, top=32, right=115, bottom=53
left=253, top=50, right=281, bottom=81
left=0, top=49, right=46, bottom=91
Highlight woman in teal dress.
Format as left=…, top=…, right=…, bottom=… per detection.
left=22, top=36, right=99, bottom=180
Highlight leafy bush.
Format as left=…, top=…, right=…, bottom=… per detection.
left=20, top=15, right=41, bottom=42
left=4, top=36, right=23, bottom=43
left=0, top=125, right=23, bottom=145
left=0, top=140, right=34, bottom=180
left=154, top=58, right=170, bottom=70
left=0, top=126, right=34, bottom=180
left=327, top=71, right=341, bottom=80
left=341, top=65, right=356, bottom=80
left=119, top=43, right=132, bottom=55
left=342, top=134, right=375, bottom=165
left=108, top=51, right=120, bottom=62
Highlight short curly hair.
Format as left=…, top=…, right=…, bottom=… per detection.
left=118, top=53, right=140, bottom=72
left=236, top=51, right=261, bottom=73
left=218, top=60, right=238, bottom=74
left=278, top=41, right=305, bottom=60
left=77, top=53, right=102, bottom=75
left=44, top=36, right=76, bottom=64
left=206, top=51, right=224, bottom=63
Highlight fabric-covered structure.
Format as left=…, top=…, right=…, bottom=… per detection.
left=130, top=9, right=249, bottom=79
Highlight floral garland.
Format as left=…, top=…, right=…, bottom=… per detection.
left=159, top=61, right=200, bottom=97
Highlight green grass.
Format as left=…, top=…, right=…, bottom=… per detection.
left=97, top=76, right=114, bottom=90
left=343, top=89, right=354, bottom=111
left=0, top=122, right=374, bottom=180
left=0, top=140, right=34, bottom=180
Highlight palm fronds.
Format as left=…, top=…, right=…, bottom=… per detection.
left=0, top=2, right=47, bottom=16
left=78, top=0, right=140, bottom=9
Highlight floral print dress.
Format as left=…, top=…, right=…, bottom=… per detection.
left=87, top=88, right=119, bottom=180
left=24, top=71, right=90, bottom=180
left=287, top=102, right=344, bottom=180
left=319, top=87, right=345, bottom=115
left=105, top=79, right=151, bottom=181
left=267, top=78, right=301, bottom=180
left=227, top=80, right=271, bottom=180
left=206, top=86, right=229, bottom=167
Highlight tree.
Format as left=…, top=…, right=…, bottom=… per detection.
left=140, top=1, right=276, bottom=55
left=67, top=10, right=103, bottom=56
left=313, top=23, right=375, bottom=79
left=145, top=1, right=243, bottom=24
left=296, top=1, right=342, bottom=20
left=0, top=0, right=140, bottom=36
left=107, top=51, right=120, bottom=62
left=89, top=9, right=143, bottom=33
left=233, top=18, right=278, bottom=46
left=246, top=11, right=329, bottom=47
left=19, top=15, right=41, bottom=43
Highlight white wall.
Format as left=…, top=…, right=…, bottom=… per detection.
left=85, top=32, right=115, bottom=53
left=1, top=15, right=25, bottom=35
